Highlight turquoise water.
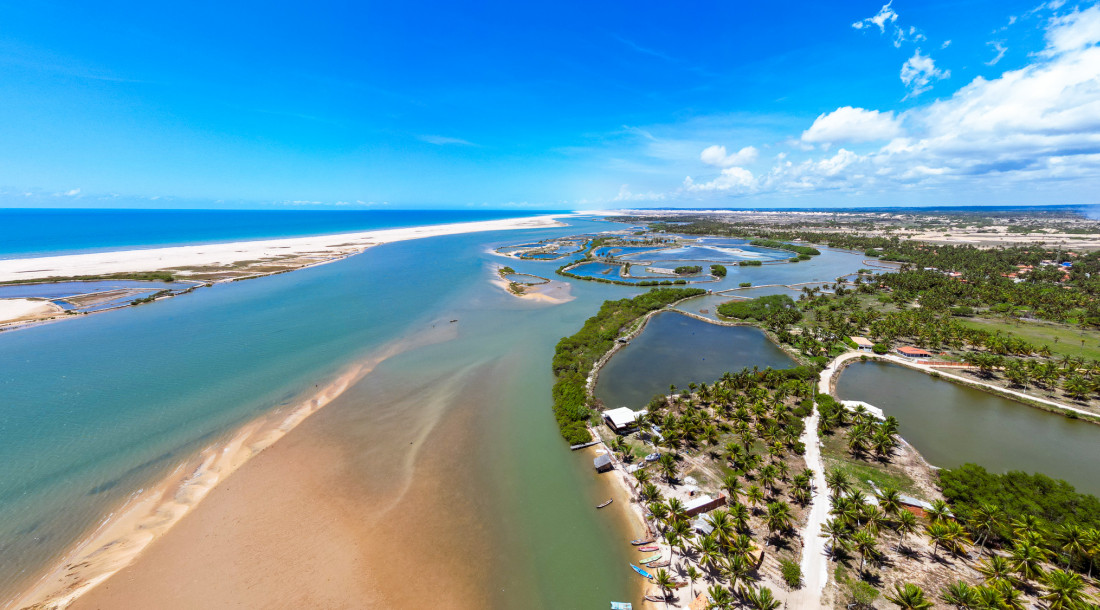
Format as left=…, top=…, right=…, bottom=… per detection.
left=593, top=311, right=796, bottom=409
left=621, top=244, right=786, bottom=262
left=0, top=209, right=560, bottom=258
left=0, top=217, right=863, bottom=606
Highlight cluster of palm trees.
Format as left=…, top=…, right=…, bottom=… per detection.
left=619, top=372, right=817, bottom=609
left=817, top=400, right=900, bottom=460
left=821, top=470, right=1100, bottom=609
left=969, top=353, right=1100, bottom=401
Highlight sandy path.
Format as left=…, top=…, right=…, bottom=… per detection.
left=0, top=214, right=565, bottom=282
left=787, top=399, right=831, bottom=607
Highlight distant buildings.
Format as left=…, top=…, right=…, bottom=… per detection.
left=851, top=336, right=874, bottom=352
left=896, top=346, right=932, bottom=359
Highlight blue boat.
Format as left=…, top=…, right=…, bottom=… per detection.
left=630, top=563, right=653, bottom=579
left=611, top=603, right=633, bottom=610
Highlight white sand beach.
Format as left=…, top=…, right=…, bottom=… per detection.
left=0, top=298, right=63, bottom=324
left=0, top=214, right=566, bottom=283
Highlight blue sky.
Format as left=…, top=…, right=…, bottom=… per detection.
left=1, top=0, right=1098, bottom=209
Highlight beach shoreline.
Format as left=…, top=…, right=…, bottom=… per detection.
left=0, top=214, right=567, bottom=284
left=5, top=322, right=455, bottom=610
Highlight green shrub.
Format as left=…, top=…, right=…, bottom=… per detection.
left=716, top=294, right=802, bottom=325
left=871, top=343, right=889, bottom=354
left=674, top=265, right=703, bottom=275
left=739, top=282, right=752, bottom=287
left=780, top=559, right=802, bottom=589
left=738, top=260, right=763, bottom=267
left=710, top=264, right=727, bottom=277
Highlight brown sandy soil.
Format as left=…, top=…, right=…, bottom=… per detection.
left=0, top=298, right=64, bottom=326
left=67, top=353, right=503, bottom=610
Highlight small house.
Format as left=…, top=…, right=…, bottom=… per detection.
left=683, top=494, right=727, bottom=517
left=851, top=336, right=874, bottom=352
left=603, top=407, right=646, bottom=434
left=593, top=454, right=613, bottom=473
left=896, top=346, right=932, bottom=359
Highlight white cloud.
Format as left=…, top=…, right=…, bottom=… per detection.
left=417, top=134, right=476, bottom=146
left=699, top=144, right=759, bottom=167
left=942, top=39, right=952, bottom=49
left=613, top=185, right=667, bottom=202
left=987, top=41, right=1008, bottom=65
left=801, top=107, right=904, bottom=145
left=683, top=167, right=756, bottom=192
left=64, top=188, right=80, bottom=196
left=1042, top=4, right=1100, bottom=56
left=900, top=50, right=950, bottom=97
left=853, top=3, right=898, bottom=32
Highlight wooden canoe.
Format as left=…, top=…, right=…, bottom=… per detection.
left=638, top=554, right=663, bottom=564
left=597, top=499, right=613, bottom=509
left=630, top=538, right=654, bottom=546
left=637, top=545, right=659, bottom=552
left=630, top=564, right=653, bottom=579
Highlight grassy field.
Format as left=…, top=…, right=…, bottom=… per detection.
left=957, top=317, right=1100, bottom=361
left=821, top=430, right=921, bottom=498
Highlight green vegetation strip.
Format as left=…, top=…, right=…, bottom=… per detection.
left=550, top=288, right=705, bottom=443
left=0, top=271, right=176, bottom=285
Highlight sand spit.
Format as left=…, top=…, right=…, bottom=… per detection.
left=0, top=299, right=63, bottom=324
left=489, top=274, right=575, bottom=305
left=8, top=323, right=457, bottom=610
left=0, top=214, right=567, bottom=283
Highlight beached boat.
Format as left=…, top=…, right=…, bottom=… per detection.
left=610, top=603, right=633, bottom=610
left=630, top=564, right=653, bottom=579
left=639, top=554, right=663, bottom=564
left=596, top=498, right=613, bottom=509
left=646, top=560, right=670, bottom=568
left=637, top=545, right=659, bottom=552
left=644, top=595, right=668, bottom=603
left=630, top=538, right=654, bottom=545
left=644, top=453, right=659, bottom=462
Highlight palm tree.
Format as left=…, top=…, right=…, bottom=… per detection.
left=1010, top=541, right=1047, bottom=585
left=884, top=583, right=933, bottom=610
left=743, top=585, right=781, bottom=610
left=875, top=487, right=903, bottom=517
left=894, top=510, right=918, bottom=554
left=967, top=502, right=1001, bottom=556
left=720, top=473, right=741, bottom=502
left=825, top=469, right=851, bottom=499
left=667, top=498, right=686, bottom=523
left=1054, top=523, right=1087, bottom=568
left=659, top=452, right=678, bottom=483
left=1082, top=527, right=1100, bottom=578
left=685, top=565, right=701, bottom=604
left=820, top=518, right=849, bottom=558
left=851, top=530, right=878, bottom=576
left=728, top=502, right=751, bottom=533
left=977, top=554, right=1014, bottom=588
left=664, top=530, right=681, bottom=572
left=652, top=568, right=674, bottom=608
left=939, top=581, right=979, bottom=609
left=746, top=485, right=765, bottom=514
left=925, top=523, right=952, bottom=560
left=705, top=509, right=733, bottom=542
left=764, top=501, right=793, bottom=547
left=706, top=584, right=732, bottom=610
left=926, top=499, right=951, bottom=524
left=1040, top=569, right=1091, bottom=610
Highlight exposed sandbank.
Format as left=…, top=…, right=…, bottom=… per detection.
left=0, top=298, right=63, bottom=324
left=0, top=214, right=567, bottom=283
left=9, top=323, right=457, bottom=610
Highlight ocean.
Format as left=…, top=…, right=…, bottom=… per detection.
left=0, top=209, right=559, bottom=258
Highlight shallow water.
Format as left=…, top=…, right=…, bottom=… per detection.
left=593, top=311, right=796, bottom=409
left=0, top=216, right=861, bottom=606
left=836, top=360, right=1100, bottom=496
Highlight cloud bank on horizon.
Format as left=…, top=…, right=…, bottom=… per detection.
left=1, top=0, right=1098, bottom=209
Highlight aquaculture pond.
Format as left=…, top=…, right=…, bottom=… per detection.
left=836, top=360, right=1100, bottom=496
left=594, top=311, right=795, bottom=409
left=0, top=280, right=198, bottom=313
left=591, top=245, right=665, bottom=258
left=620, top=244, right=785, bottom=263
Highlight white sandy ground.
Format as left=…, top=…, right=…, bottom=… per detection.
left=0, top=214, right=567, bottom=283
left=0, top=298, right=63, bottom=324
left=787, top=404, right=830, bottom=608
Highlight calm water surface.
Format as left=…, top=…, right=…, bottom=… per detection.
left=837, top=360, right=1100, bottom=496
left=594, top=311, right=795, bottom=409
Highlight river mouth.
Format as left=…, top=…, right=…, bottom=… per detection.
left=593, top=310, right=796, bottom=410
left=836, top=360, right=1100, bottom=496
